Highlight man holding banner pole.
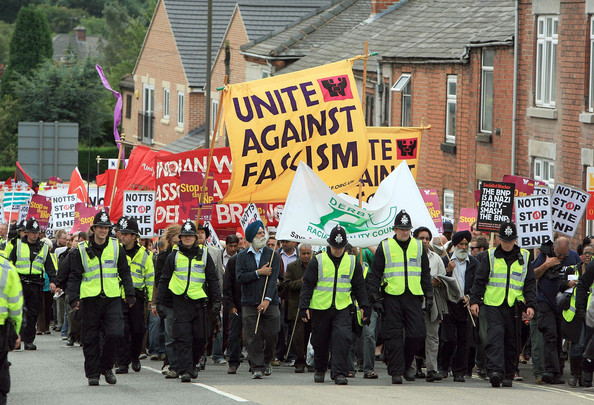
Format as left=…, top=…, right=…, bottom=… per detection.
left=367, top=210, right=433, bottom=384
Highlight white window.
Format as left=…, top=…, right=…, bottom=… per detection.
left=443, top=189, right=455, bottom=220
left=446, top=75, right=457, bottom=143
left=391, top=74, right=411, bottom=92
left=211, top=99, right=219, bottom=136
left=590, top=17, right=594, bottom=111
left=142, top=84, right=154, bottom=144
left=401, top=81, right=412, bottom=126
left=535, top=16, right=558, bottom=107
left=481, top=49, right=494, bottom=133
left=177, top=91, right=184, bottom=128
left=534, top=157, right=555, bottom=188
left=261, top=70, right=270, bottom=78
left=163, top=88, right=170, bottom=119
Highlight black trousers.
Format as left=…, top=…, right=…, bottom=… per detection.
left=537, top=301, right=562, bottom=375
left=311, top=307, right=351, bottom=378
left=227, top=311, right=243, bottom=368
left=81, top=297, right=124, bottom=378
left=116, top=296, right=146, bottom=366
left=440, top=301, right=469, bottom=377
left=290, top=317, right=311, bottom=368
left=242, top=305, right=280, bottom=372
left=172, top=295, right=208, bottom=375
left=0, top=351, right=9, bottom=405
left=382, top=292, right=426, bottom=376
left=21, top=282, right=42, bottom=344
left=484, top=305, right=518, bottom=379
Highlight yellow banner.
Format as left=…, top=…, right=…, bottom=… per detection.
left=346, top=126, right=422, bottom=203
left=221, top=60, right=368, bottom=203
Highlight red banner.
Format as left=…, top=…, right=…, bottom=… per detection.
left=179, top=171, right=213, bottom=222
left=71, top=204, right=101, bottom=234
left=502, top=175, right=535, bottom=197
left=420, top=189, right=443, bottom=234
left=27, top=195, right=52, bottom=230
left=457, top=208, right=477, bottom=232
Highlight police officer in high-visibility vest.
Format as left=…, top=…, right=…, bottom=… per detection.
left=0, top=253, right=23, bottom=405
left=366, top=210, right=433, bottom=384
left=157, top=220, right=221, bottom=383
left=470, top=221, right=536, bottom=388
left=68, top=211, right=135, bottom=386
left=299, top=225, right=369, bottom=385
left=574, top=245, right=594, bottom=387
left=115, top=216, right=154, bottom=374
left=8, top=217, right=56, bottom=350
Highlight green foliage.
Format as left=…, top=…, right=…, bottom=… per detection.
left=78, top=144, right=120, bottom=180
left=35, top=4, right=87, bottom=34
left=0, top=96, right=21, bottom=167
left=80, top=15, right=107, bottom=36
left=0, top=21, right=14, bottom=65
left=54, top=0, right=106, bottom=18
left=0, top=167, right=15, bottom=182
left=1, top=6, right=53, bottom=97
left=0, top=0, right=44, bottom=24
left=14, top=58, right=110, bottom=145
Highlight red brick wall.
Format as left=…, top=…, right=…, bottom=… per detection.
left=371, top=1, right=399, bottom=15
left=389, top=46, right=515, bottom=223
left=130, top=0, right=195, bottom=148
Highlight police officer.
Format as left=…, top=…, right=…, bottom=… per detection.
left=8, top=217, right=56, bottom=350
left=157, top=220, right=221, bottom=383
left=366, top=210, right=433, bottom=384
left=115, top=216, right=154, bottom=374
left=0, top=253, right=23, bottom=405
left=470, top=221, right=536, bottom=388
left=299, top=225, right=369, bottom=385
left=67, top=210, right=135, bottom=386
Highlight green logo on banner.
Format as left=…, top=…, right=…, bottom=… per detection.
left=310, top=197, right=397, bottom=233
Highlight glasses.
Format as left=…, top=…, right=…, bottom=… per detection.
left=417, top=237, right=431, bottom=241
left=584, top=252, right=593, bottom=256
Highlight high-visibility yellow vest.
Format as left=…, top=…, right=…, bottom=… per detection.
left=14, top=240, right=49, bottom=277
left=168, top=248, right=208, bottom=300
left=78, top=238, right=121, bottom=299
left=356, top=263, right=369, bottom=326
left=0, top=256, right=23, bottom=334
left=310, top=252, right=355, bottom=310
left=484, top=248, right=529, bottom=307
left=563, top=268, right=593, bottom=322
left=124, top=246, right=154, bottom=301
left=382, top=238, right=423, bottom=296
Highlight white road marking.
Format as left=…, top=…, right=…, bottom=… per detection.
left=142, top=365, right=249, bottom=402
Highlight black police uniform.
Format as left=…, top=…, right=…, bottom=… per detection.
left=157, top=221, right=221, bottom=382
left=366, top=210, right=433, bottom=383
left=299, top=225, right=369, bottom=384
left=8, top=218, right=56, bottom=348
left=67, top=211, right=135, bottom=385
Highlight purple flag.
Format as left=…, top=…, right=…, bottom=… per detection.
left=96, top=65, right=122, bottom=151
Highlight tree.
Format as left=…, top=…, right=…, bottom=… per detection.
left=0, top=6, right=53, bottom=98
left=0, top=21, right=14, bottom=66
left=0, top=96, right=21, bottom=166
left=0, top=0, right=44, bottom=24
left=35, top=4, right=87, bottom=34
left=14, top=59, right=111, bottom=145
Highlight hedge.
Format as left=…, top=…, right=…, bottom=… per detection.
left=78, top=145, right=120, bottom=181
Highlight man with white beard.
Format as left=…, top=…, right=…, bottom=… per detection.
left=235, top=220, right=281, bottom=379
left=439, top=230, right=479, bottom=382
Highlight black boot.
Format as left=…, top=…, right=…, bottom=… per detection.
left=569, top=357, right=581, bottom=387
left=583, top=367, right=593, bottom=388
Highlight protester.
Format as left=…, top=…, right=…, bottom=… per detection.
left=470, top=236, right=489, bottom=257
left=223, top=253, right=243, bottom=374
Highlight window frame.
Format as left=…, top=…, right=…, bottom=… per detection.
left=590, top=17, right=594, bottom=112
left=177, top=91, right=185, bottom=128
left=445, top=75, right=457, bottom=143
left=443, top=189, right=455, bottom=220
left=401, top=80, right=412, bottom=126
left=535, top=16, right=558, bottom=108
left=480, top=48, right=494, bottom=133
left=533, top=157, right=555, bottom=188
left=163, top=88, right=170, bottom=120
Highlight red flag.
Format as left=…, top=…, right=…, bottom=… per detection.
left=68, top=167, right=88, bottom=204
left=15, top=161, right=39, bottom=192
left=108, top=168, right=128, bottom=222
left=97, top=169, right=118, bottom=207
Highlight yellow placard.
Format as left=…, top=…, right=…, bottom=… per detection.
left=221, top=60, right=369, bottom=203
left=346, top=126, right=422, bottom=202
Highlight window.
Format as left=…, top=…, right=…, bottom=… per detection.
left=590, top=17, right=594, bottom=111
left=446, top=75, right=457, bottom=142
left=141, top=84, right=154, bottom=144
left=534, top=158, right=555, bottom=188
left=401, top=81, right=412, bottom=126
left=481, top=49, right=494, bottom=132
left=261, top=70, right=270, bottom=78
left=177, top=91, right=184, bottom=128
left=163, top=88, right=170, bottom=119
left=125, top=94, right=132, bottom=119
left=211, top=99, right=219, bottom=136
left=443, top=189, right=455, bottom=220
left=535, top=16, right=558, bottom=107
left=382, top=83, right=390, bottom=126
left=391, top=74, right=411, bottom=92
left=365, top=94, right=374, bottom=126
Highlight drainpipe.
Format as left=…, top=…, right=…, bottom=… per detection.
left=511, top=0, right=519, bottom=175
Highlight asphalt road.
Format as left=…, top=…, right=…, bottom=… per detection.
left=9, top=334, right=594, bottom=404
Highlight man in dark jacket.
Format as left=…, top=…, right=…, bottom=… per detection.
left=236, top=220, right=280, bottom=379
left=283, top=243, right=313, bottom=373
left=223, top=253, right=242, bottom=374
left=439, top=230, right=479, bottom=382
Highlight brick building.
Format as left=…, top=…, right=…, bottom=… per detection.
left=122, top=0, right=331, bottom=153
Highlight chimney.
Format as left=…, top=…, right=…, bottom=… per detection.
left=73, top=26, right=86, bottom=42
left=371, top=0, right=399, bottom=15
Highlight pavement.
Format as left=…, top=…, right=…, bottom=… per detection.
left=9, top=334, right=594, bottom=404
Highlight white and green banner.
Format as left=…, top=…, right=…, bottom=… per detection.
left=276, top=161, right=438, bottom=248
